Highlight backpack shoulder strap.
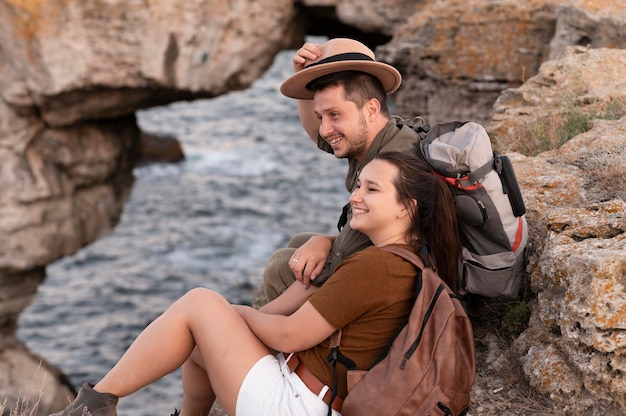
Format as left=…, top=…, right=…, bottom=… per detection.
left=423, top=121, right=466, bottom=141
left=464, top=157, right=495, bottom=187
left=326, top=328, right=354, bottom=416
left=380, top=244, right=429, bottom=270
left=329, top=328, right=342, bottom=349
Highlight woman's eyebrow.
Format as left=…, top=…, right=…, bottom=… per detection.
left=360, top=178, right=381, bottom=187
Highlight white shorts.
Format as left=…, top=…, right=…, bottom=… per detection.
left=236, top=353, right=342, bottom=416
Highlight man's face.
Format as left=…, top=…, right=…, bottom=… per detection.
left=313, top=85, right=371, bottom=161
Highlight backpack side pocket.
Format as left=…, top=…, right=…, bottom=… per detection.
left=496, top=155, right=526, bottom=217
left=463, top=250, right=525, bottom=299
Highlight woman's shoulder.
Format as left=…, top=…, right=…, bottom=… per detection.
left=349, top=244, right=417, bottom=265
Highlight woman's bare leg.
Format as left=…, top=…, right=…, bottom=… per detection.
left=180, top=348, right=214, bottom=415
left=93, top=288, right=271, bottom=415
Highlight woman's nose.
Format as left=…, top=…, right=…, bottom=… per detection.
left=349, top=187, right=362, bottom=203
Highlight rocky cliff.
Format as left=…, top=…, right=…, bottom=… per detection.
left=1, top=0, right=625, bottom=414
left=0, top=0, right=301, bottom=413
left=482, top=46, right=626, bottom=414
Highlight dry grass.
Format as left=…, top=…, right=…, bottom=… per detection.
left=578, top=145, right=626, bottom=201
left=507, top=96, right=626, bottom=202
left=0, top=371, right=45, bottom=416
left=519, top=97, right=626, bottom=157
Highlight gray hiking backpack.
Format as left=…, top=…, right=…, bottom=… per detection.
left=411, top=120, right=528, bottom=299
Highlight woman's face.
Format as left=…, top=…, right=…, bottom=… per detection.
left=349, top=159, right=408, bottom=244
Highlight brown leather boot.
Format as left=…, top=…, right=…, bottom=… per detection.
left=49, top=382, right=118, bottom=416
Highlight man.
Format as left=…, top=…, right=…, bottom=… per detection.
left=261, top=38, right=422, bottom=312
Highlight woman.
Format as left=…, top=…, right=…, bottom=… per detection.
left=49, top=152, right=459, bottom=416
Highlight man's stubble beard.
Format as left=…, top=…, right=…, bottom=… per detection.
left=341, top=113, right=370, bottom=160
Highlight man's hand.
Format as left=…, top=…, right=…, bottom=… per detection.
left=293, top=42, right=322, bottom=72
left=292, top=42, right=324, bottom=141
left=288, top=235, right=334, bottom=287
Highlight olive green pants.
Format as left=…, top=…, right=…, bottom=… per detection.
left=261, top=232, right=318, bottom=303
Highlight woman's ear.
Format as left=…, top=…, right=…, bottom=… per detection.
left=399, top=199, right=417, bottom=218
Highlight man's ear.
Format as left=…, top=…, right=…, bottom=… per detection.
left=365, top=98, right=381, bottom=121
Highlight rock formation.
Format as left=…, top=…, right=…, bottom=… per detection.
left=375, top=0, right=626, bottom=126
left=487, top=46, right=626, bottom=413
left=0, top=0, right=300, bottom=413
left=1, top=0, right=625, bottom=414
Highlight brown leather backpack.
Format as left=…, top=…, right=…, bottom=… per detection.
left=327, top=245, right=476, bottom=416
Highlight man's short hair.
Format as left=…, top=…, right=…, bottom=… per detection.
left=307, top=71, right=391, bottom=117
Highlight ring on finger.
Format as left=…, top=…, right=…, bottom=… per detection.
left=292, top=259, right=299, bottom=263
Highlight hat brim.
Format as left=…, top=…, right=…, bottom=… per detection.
left=280, top=61, right=402, bottom=100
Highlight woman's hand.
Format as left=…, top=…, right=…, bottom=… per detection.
left=288, top=235, right=334, bottom=287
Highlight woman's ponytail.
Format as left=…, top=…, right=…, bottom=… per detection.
left=375, top=152, right=460, bottom=291
left=426, top=175, right=460, bottom=290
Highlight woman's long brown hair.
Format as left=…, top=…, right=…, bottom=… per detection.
left=376, top=151, right=461, bottom=291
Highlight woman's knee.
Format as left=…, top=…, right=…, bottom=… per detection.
left=185, top=287, right=218, bottom=300
left=176, top=288, right=226, bottom=313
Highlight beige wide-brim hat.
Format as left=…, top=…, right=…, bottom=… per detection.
left=280, top=38, right=402, bottom=100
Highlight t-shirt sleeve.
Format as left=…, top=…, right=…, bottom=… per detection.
left=308, top=248, right=391, bottom=329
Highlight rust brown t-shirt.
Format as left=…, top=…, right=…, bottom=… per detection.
left=296, top=244, right=417, bottom=399
left=312, top=118, right=421, bottom=286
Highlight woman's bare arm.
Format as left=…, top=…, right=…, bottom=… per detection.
left=234, top=301, right=334, bottom=353
left=258, top=281, right=320, bottom=315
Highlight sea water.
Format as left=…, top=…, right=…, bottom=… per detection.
left=18, top=47, right=348, bottom=415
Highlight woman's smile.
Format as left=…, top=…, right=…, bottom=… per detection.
left=351, top=206, right=368, bottom=216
